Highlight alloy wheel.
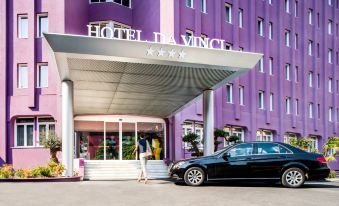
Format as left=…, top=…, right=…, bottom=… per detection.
left=285, top=170, right=303, bottom=186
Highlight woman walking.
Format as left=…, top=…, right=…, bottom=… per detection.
left=134, top=134, right=152, bottom=184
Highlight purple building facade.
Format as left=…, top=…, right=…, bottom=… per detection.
left=0, top=0, right=338, bottom=171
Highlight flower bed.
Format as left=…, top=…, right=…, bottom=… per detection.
left=0, top=162, right=81, bottom=182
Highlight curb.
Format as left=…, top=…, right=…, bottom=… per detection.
left=0, top=176, right=82, bottom=183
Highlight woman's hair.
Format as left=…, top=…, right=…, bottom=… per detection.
left=139, top=132, right=145, bottom=139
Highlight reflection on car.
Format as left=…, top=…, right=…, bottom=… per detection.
left=169, top=142, right=330, bottom=188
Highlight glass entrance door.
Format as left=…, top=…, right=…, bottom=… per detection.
left=105, top=122, right=119, bottom=160
left=121, top=123, right=136, bottom=160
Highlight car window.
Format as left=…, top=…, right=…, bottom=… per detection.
left=279, top=145, right=292, bottom=154
left=257, top=143, right=280, bottom=154
left=228, top=144, right=253, bottom=157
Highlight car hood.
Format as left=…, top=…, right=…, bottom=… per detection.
left=178, top=155, right=216, bottom=163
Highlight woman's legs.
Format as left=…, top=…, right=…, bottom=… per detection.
left=138, top=153, right=148, bottom=182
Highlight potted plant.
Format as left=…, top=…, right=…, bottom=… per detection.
left=39, top=133, right=62, bottom=164
left=214, top=129, right=226, bottom=152
left=183, top=133, right=202, bottom=157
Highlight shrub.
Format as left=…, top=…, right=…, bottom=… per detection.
left=31, top=166, right=51, bottom=177
left=48, top=161, right=65, bottom=177
left=15, top=169, right=33, bottom=179
left=183, top=133, right=202, bottom=157
left=214, top=129, right=226, bottom=152
left=0, top=164, right=14, bottom=179
left=328, top=170, right=337, bottom=179
left=39, top=133, right=62, bottom=163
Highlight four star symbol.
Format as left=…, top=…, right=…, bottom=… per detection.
left=146, top=47, right=186, bottom=59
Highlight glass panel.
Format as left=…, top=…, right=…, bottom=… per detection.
left=228, top=143, right=253, bottom=157
left=257, top=143, right=280, bottom=154
left=49, top=124, right=55, bottom=136
left=74, top=121, right=104, bottom=160
left=122, top=123, right=136, bottom=160
left=18, top=65, right=28, bottom=88
left=17, top=125, right=25, bottom=146
left=106, top=122, right=119, bottom=160
left=38, top=16, right=48, bottom=37
left=137, top=122, right=164, bottom=160
left=19, top=16, right=28, bottom=38
left=39, top=124, right=47, bottom=143
left=39, top=65, right=48, bottom=88
left=27, top=125, right=34, bottom=146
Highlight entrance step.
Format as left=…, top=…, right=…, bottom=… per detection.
left=84, top=160, right=169, bottom=180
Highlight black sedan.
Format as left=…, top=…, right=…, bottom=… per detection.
left=169, top=142, right=330, bottom=188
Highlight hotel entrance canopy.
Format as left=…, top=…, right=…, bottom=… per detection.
left=45, top=33, right=262, bottom=176
left=45, top=33, right=262, bottom=118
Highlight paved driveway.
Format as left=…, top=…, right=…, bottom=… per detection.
left=0, top=180, right=338, bottom=206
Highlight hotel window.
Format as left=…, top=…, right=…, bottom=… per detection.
left=308, top=40, right=313, bottom=56
left=185, top=30, right=194, bottom=46
left=285, top=97, right=291, bottom=114
left=329, top=0, right=332, bottom=6
left=239, top=86, right=244, bottom=106
left=258, top=91, right=264, bottom=109
left=337, top=108, right=339, bottom=122
left=268, top=22, right=273, bottom=39
left=224, top=127, right=245, bottom=145
left=18, top=64, right=28, bottom=89
left=269, top=57, right=273, bottom=75
left=226, top=84, right=233, bottom=103
left=309, top=103, right=314, bottom=118
left=269, top=93, right=273, bottom=111
left=258, top=18, right=264, bottom=36
left=259, top=57, right=264, bottom=73
left=200, top=0, right=206, bottom=13
left=37, top=63, right=48, bottom=88
left=37, top=117, right=55, bottom=146
left=317, top=104, right=321, bottom=119
left=238, top=9, right=243, bottom=28
left=309, top=72, right=313, bottom=87
left=269, top=0, right=272, bottom=5
left=328, top=49, right=333, bottom=63
left=225, top=42, right=233, bottom=50
left=256, top=130, right=273, bottom=142
left=294, top=1, right=298, bottom=17
left=285, top=64, right=290, bottom=80
left=15, top=118, right=34, bottom=147
left=285, top=30, right=290, bottom=47
left=317, top=13, right=320, bottom=28
left=317, top=43, right=320, bottom=58
left=328, top=20, right=333, bottom=34
left=337, top=52, right=339, bottom=65
left=90, top=0, right=106, bottom=3
left=308, top=136, right=318, bottom=152
left=225, top=3, right=232, bottom=23
left=89, top=21, right=109, bottom=37
left=328, top=78, right=333, bottom=93
left=91, top=0, right=130, bottom=7
left=308, top=9, right=313, bottom=25
left=336, top=80, right=339, bottom=93
left=336, top=24, right=338, bottom=36
left=295, top=99, right=299, bottom=115
left=18, top=15, right=28, bottom=38
left=112, top=22, right=130, bottom=39
left=294, top=33, right=298, bottom=49
left=294, top=66, right=299, bottom=82
left=285, top=0, right=290, bottom=13
left=37, top=13, right=48, bottom=38
left=329, top=107, right=333, bottom=122
left=186, top=0, right=194, bottom=8
left=317, top=73, right=320, bottom=88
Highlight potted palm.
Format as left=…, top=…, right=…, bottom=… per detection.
left=183, top=133, right=202, bottom=157
left=214, top=129, right=226, bottom=152
left=39, top=133, right=62, bottom=164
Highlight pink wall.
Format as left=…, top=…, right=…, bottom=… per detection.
left=0, top=0, right=7, bottom=164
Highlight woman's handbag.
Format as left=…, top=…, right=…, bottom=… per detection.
left=145, top=140, right=153, bottom=157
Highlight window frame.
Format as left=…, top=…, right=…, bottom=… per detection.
left=285, top=97, right=291, bottom=114
left=89, top=0, right=131, bottom=8
left=285, top=30, right=290, bottom=47
left=238, top=8, right=243, bottom=28
left=285, top=64, right=290, bottom=81
left=37, top=117, right=56, bottom=147
left=269, top=57, right=273, bottom=75
left=18, top=14, right=28, bottom=39
left=239, top=86, right=244, bottom=106
left=309, top=103, right=314, bottom=118
left=269, top=93, right=274, bottom=111
left=256, top=130, right=273, bottom=142
left=226, top=83, right=233, bottom=103
left=269, top=22, right=273, bottom=40
left=18, top=64, right=28, bottom=89
left=186, top=0, right=194, bottom=9
left=14, top=118, right=35, bottom=147
left=200, top=0, right=206, bottom=13
left=225, top=3, right=232, bottom=24
left=37, top=13, right=48, bottom=38
left=37, top=63, right=48, bottom=88
left=258, top=17, right=264, bottom=37
left=258, top=91, right=265, bottom=110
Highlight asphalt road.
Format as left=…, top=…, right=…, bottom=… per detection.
left=0, top=180, right=338, bottom=206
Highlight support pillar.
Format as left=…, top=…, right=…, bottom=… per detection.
left=203, top=89, right=214, bottom=156
left=62, top=80, right=74, bottom=177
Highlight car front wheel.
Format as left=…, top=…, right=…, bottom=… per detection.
left=184, top=167, right=205, bottom=186
left=281, top=167, right=305, bottom=188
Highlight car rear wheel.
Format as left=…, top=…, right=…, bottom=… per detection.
left=184, top=167, right=205, bottom=186
left=281, top=167, right=305, bottom=188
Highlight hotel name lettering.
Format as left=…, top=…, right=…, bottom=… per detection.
left=87, top=25, right=226, bottom=50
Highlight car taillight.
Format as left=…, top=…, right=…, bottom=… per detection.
left=316, top=156, right=327, bottom=164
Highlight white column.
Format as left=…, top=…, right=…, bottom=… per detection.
left=62, top=80, right=74, bottom=177
left=203, top=89, right=214, bottom=156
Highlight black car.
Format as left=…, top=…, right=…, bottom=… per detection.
left=169, top=142, right=330, bottom=188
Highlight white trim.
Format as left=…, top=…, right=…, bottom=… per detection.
left=225, top=3, right=232, bottom=24
left=226, top=83, right=233, bottom=103
left=15, top=118, right=35, bottom=147
left=36, top=63, right=48, bottom=88
left=17, top=64, right=28, bottom=89
left=18, top=14, right=28, bottom=39
left=36, top=117, right=55, bottom=146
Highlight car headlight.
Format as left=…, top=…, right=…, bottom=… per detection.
left=173, top=161, right=186, bottom=169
